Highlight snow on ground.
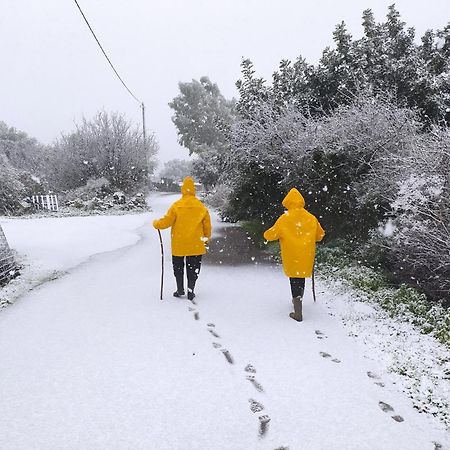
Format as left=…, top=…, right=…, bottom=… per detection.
left=0, top=193, right=449, bottom=449
left=319, top=280, right=450, bottom=429
left=0, top=212, right=151, bottom=307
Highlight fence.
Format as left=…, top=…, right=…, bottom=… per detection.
left=0, top=225, right=16, bottom=285
left=31, top=194, right=59, bottom=212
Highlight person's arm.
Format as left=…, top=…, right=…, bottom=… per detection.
left=203, top=209, right=212, bottom=240
left=263, top=219, right=280, bottom=241
left=153, top=206, right=176, bottom=229
left=316, top=219, right=325, bottom=242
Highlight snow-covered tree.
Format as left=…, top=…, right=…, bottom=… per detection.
left=0, top=155, right=26, bottom=215
left=159, top=159, right=193, bottom=183
left=169, top=77, right=235, bottom=155
left=49, top=111, right=158, bottom=192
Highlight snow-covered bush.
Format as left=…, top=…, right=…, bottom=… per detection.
left=202, top=183, right=232, bottom=211
left=0, top=155, right=26, bottom=215
left=64, top=177, right=111, bottom=202
left=223, top=93, right=411, bottom=236
left=48, top=111, right=158, bottom=193
left=389, top=172, right=450, bottom=302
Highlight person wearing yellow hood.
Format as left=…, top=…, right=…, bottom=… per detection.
left=153, top=177, right=211, bottom=301
left=263, top=188, right=325, bottom=322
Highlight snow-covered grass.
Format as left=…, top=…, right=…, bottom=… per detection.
left=316, top=245, right=450, bottom=347
left=316, top=247, right=450, bottom=429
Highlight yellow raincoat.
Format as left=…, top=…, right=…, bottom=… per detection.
left=153, top=177, right=212, bottom=256
left=263, top=188, right=325, bottom=278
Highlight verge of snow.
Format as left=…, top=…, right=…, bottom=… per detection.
left=321, top=275, right=450, bottom=430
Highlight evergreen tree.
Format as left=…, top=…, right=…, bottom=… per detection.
left=169, top=77, right=235, bottom=155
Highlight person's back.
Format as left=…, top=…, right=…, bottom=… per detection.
left=264, top=188, right=324, bottom=321
left=169, top=194, right=210, bottom=257
left=153, top=177, right=211, bottom=301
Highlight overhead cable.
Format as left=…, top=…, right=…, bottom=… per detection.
left=72, top=0, right=142, bottom=104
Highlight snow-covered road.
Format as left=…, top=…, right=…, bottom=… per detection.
left=0, top=193, right=448, bottom=449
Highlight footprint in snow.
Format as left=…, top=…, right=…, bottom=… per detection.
left=244, top=364, right=264, bottom=392
left=212, top=342, right=222, bottom=349
left=379, top=401, right=394, bottom=413
left=188, top=306, right=195, bottom=312
left=249, top=399, right=265, bottom=413
left=315, top=330, right=328, bottom=340
left=221, top=349, right=234, bottom=364
left=258, top=414, right=270, bottom=438
left=378, top=401, right=404, bottom=422
left=320, top=352, right=341, bottom=363
left=207, top=323, right=215, bottom=327
left=392, top=415, right=404, bottom=422
left=367, top=371, right=385, bottom=388
left=245, top=363, right=256, bottom=373
left=246, top=375, right=264, bottom=392
left=193, top=312, right=199, bottom=320
left=208, top=328, right=220, bottom=338
left=433, top=442, right=443, bottom=450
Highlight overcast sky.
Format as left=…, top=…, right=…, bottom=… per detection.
left=1, top=0, right=449, bottom=168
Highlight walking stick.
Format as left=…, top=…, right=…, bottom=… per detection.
left=311, top=265, right=317, bottom=302
left=157, top=230, right=164, bottom=300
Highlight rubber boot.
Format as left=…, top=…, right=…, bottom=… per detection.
left=173, top=274, right=184, bottom=297
left=289, top=296, right=303, bottom=322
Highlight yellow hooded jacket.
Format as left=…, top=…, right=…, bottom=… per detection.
left=153, top=177, right=212, bottom=257
left=263, top=188, right=325, bottom=278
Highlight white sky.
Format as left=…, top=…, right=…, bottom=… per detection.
left=1, top=0, right=449, bottom=167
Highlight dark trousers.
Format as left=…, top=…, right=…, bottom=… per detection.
left=172, top=255, right=202, bottom=293
left=290, top=277, right=305, bottom=298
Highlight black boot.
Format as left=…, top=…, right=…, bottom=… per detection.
left=187, top=291, right=196, bottom=301
left=173, top=273, right=184, bottom=298
left=289, top=296, right=303, bottom=322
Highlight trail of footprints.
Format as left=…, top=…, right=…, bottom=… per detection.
left=317, top=331, right=409, bottom=427
left=319, top=351, right=341, bottom=363
left=187, top=303, right=270, bottom=438
left=187, top=308, right=414, bottom=444
left=366, top=372, right=405, bottom=423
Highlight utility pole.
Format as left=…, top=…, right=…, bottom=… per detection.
left=141, top=102, right=147, bottom=144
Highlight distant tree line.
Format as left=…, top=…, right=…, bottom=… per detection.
left=169, top=6, right=450, bottom=303
left=0, top=111, right=158, bottom=215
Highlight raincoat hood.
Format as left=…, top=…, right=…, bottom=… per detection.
left=282, top=188, right=305, bottom=210
left=181, top=177, right=196, bottom=196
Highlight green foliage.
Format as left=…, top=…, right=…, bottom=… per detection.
left=169, top=76, right=235, bottom=155
left=169, top=77, right=236, bottom=188
left=223, top=163, right=284, bottom=223
left=242, top=5, right=450, bottom=123
left=318, top=241, right=450, bottom=347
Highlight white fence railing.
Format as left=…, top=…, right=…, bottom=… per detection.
left=31, top=195, right=59, bottom=212
left=0, top=225, right=16, bottom=285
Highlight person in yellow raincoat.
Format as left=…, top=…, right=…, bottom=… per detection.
left=264, top=188, right=325, bottom=321
left=153, top=177, right=212, bottom=301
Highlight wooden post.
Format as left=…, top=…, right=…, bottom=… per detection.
left=141, top=102, right=147, bottom=145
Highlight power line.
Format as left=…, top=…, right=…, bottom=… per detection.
left=72, top=0, right=142, bottom=105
